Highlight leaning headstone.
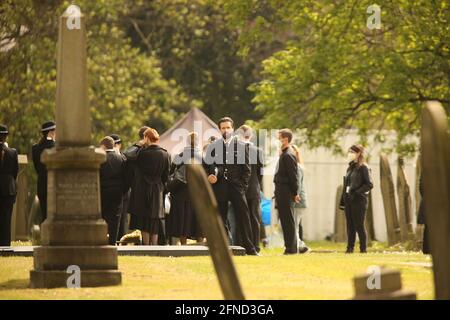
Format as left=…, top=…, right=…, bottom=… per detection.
left=11, top=155, right=29, bottom=241
left=27, top=195, right=41, bottom=237
left=379, top=153, right=401, bottom=246
left=187, top=164, right=245, bottom=300
left=421, top=101, right=450, bottom=300
left=365, top=191, right=376, bottom=243
left=353, top=267, right=416, bottom=300
left=397, top=157, right=415, bottom=244
left=334, top=185, right=346, bottom=242
left=414, top=155, right=424, bottom=250
left=30, top=5, right=121, bottom=288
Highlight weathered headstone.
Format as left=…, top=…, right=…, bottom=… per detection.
left=334, top=185, right=346, bottom=242
left=353, top=267, right=416, bottom=300
left=397, top=157, right=415, bottom=243
left=365, top=191, right=376, bottom=244
left=11, top=155, right=29, bottom=241
left=414, top=155, right=424, bottom=250
left=380, top=153, right=401, bottom=246
left=421, top=101, right=450, bottom=300
left=29, top=6, right=121, bottom=288
left=187, top=164, right=245, bottom=300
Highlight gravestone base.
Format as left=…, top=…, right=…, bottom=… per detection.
left=30, top=270, right=121, bottom=288
left=29, top=147, right=121, bottom=288
left=33, top=246, right=118, bottom=270
left=352, top=268, right=416, bottom=300
left=41, top=219, right=108, bottom=246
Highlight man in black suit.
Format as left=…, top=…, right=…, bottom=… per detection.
left=0, top=125, right=19, bottom=246
left=99, top=136, right=126, bottom=245
left=274, top=129, right=300, bottom=255
left=109, top=133, right=129, bottom=240
left=205, top=117, right=258, bottom=255
left=31, top=121, right=56, bottom=223
left=237, top=125, right=265, bottom=253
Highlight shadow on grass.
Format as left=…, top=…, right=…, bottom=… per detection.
left=0, top=279, right=29, bottom=290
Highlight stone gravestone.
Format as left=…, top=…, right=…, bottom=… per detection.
left=414, top=155, right=424, bottom=250
left=186, top=164, right=245, bottom=300
left=11, top=154, right=29, bottom=241
left=421, top=101, right=450, bottom=300
left=365, top=191, right=376, bottom=243
left=353, top=267, right=416, bottom=300
left=334, top=185, right=346, bottom=242
left=30, top=6, right=121, bottom=288
left=397, top=157, right=415, bottom=244
left=379, top=153, right=401, bottom=246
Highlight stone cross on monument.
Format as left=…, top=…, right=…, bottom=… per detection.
left=30, top=5, right=121, bottom=288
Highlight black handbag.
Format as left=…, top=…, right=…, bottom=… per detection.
left=123, top=144, right=142, bottom=161
left=167, top=164, right=187, bottom=192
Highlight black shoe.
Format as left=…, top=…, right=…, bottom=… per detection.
left=345, top=249, right=354, bottom=254
left=283, top=250, right=297, bottom=255
left=360, top=249, right=367, bottom=253
left=299, top=246, right=311, bottom=254
left=246, top=250, right=260, bottom=256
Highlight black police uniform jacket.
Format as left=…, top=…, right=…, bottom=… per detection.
left=31, top=138, right=55, bottom=197
left=205, top=136, right=251, bottom=202
left=0, top=143, right=19, bottom=200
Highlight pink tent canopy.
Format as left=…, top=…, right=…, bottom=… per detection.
left=159, top=108, right=221, bottom=155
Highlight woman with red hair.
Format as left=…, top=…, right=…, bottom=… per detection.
left=129, top=128, right=171, bottom=245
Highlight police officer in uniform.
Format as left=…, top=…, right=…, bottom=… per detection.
left=0, top=125, right=19, bottom=246
left=32, top=121, right=56, bottom=223
left=205, top=117, right=258, bottom=256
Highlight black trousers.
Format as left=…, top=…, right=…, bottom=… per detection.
left=298, top=217, right=304, bottom=241
left=344, top=193, right=367, bottom=251
left=275, top=184, right=297, bottom=253
left=101, top=188, right=123, bottom=245
left=0, top=196, right=14, bottom=246
left=117, top=191, right=130, bottom=240
left=0, top=197, right=15, bottom=247
left=37, top=191, right=47, bottom=223
left=423, top=224, right=430, bottom=254
left=246, top=197, right=261, bottom=252
left=217, top=184, right=257, bottom=255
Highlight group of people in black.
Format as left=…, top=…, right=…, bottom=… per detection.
left=0, top=118, right=430, bottom=255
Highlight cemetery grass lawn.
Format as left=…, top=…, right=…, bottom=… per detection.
left=0, top=241, right=433, bottom=300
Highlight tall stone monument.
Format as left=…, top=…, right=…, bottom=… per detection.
left=380, top=153, right=401, bottom=246
left=397, top=157, right=415, bottom=243
left=30, top=5, right=121, bottom=288
left=421, top=101, right=450, bottom=300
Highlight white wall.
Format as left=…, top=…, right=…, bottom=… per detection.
left=262, top=130, right=419, bottom=242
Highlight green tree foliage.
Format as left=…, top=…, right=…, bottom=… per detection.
left=122, top=0, right=276, bottom=125
left=225, top=0, right=449, bottom=155
left=0, top=0, right=197, bottom=153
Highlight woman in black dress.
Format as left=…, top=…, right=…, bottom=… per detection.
left=129, top=128, right=171, bottom=245
left=167, top=132, right=204, bottom=244
left=340, top=144, right=373, bottom=253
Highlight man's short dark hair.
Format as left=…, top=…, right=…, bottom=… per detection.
left=218, top=117, right=234, bottom=129
left=279, top=128, right=293, bottom=143
left=237, top=124, right=252, bottom=139
left=138, top=126, right=150, bottom=139
left=100, top=136, right=115, bottom=149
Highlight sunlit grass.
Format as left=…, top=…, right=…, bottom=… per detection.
left=0, top=241, right=433, bottom=300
